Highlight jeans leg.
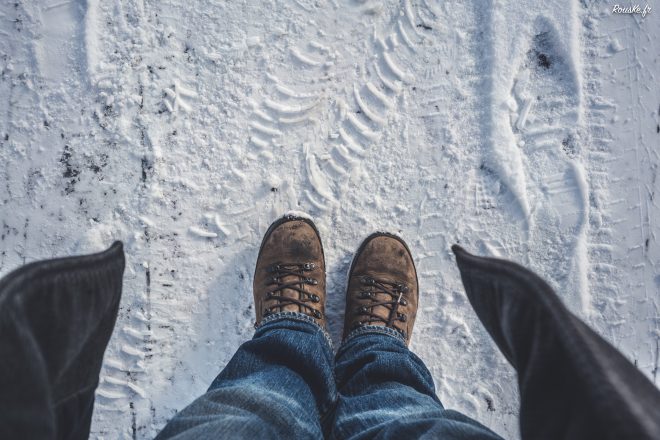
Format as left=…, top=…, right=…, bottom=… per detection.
left=327, top=328, right=502, bottom=440
left=156, top=313, right=336, bottom=440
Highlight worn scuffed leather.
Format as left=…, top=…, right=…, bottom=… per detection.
left=343, top=233, right=419, bottom=345
left=253, top=215, right=327, bottom=328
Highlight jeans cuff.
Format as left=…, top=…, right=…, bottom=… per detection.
left=341, top=324, right=407, bottom=346
left=255, top=311, right=334, bottom=351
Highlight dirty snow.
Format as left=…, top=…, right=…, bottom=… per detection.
left=0, top=1, right=658, bottom=438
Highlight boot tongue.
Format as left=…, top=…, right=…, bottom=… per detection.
left=276, top=270, right=306, bottom=314
left=372, top=301, right=397, bottom=326
left=363, top=274, right=405, bottom=329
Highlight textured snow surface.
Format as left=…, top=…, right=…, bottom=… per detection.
left=1, top=1, right=659, bottom=438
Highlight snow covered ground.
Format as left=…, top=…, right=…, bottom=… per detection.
left=1, top=0, right=658, bottom=438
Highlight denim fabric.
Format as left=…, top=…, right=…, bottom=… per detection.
left=156, top=315, right=502, bottom=439
left=155, top=313, right=337, bottom=439
left=328, top=329, right=502, bottom=439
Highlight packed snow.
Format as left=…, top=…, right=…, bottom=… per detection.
left=0, top=1, right=658, bottom=438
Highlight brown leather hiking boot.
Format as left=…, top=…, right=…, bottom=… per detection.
left=343, top=232, right=419, bottom=345
left=253, top=214, right=326, bottom=328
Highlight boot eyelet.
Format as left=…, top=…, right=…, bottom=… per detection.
left=271, top=276, right=280, bottom=283
left=361, top=277, right=374, bottom=285
left=306, top=278, right=318, bottom=285
left=360, top=291, right=372, bottom=299
left=313, top=310, right=322, bottom=319
left=358, top=306, right=368, bottom=314
left=399, top=314, right=407, bottom=322
left=400, top=299, right=408, bottom=306
left=303, top=263, right=315, bottom=270
left=311, top=294, right=320, bottom=302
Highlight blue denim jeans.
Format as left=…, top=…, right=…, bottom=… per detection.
left=155, top=313, right=502, bottom=439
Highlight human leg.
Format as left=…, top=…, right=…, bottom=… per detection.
left=329, top=332, right=501, bottom=439
left=156, top=314, right=336, bottom=439
left=156, top=215, right=335, bottom=439
left=326, top=234, right=501, bottom=439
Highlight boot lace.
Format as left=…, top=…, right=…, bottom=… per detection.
left=263, top=262, right=322, bottom=319
left=354, top=276, right=409, bottom=331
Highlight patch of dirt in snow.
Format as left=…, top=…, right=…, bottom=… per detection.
left=0, top=0, right=658, bottom=439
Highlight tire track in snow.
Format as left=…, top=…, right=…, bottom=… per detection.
left=247, top=39, right=337, bottom=216
left=580, top=1, right=660, bottom=384
left=301, top=0, right=418, bottom=213
left=580, top=1, right=625, bottom=348
left=241, top=1, right=423, bottom=216
left=395, top=2, right=521, bottom=434
left=0, top=2, right=32, bottom=271
left=89, top=0, right=160, bottom=437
